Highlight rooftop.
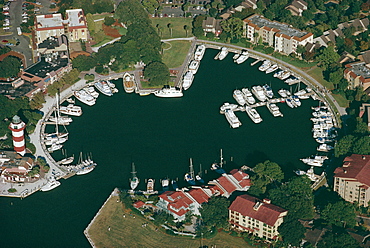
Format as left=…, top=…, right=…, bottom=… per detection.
left=24, top=56, right=68, bottom=79
left=334, top=154, right=370, bottom=187
left=347, top=62, right=370, bottom=79
left=246, top=14, right=308, bottom=38
left=36, top=13, right=64, bottom=30
left=65, top=9, right=86, bottom=27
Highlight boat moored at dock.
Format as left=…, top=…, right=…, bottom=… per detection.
left=94, top=81, right=113, bottom=96
left=147, top=179, right=155, bottom=193
left=262, top=84, right=274, bottom=98
left=123, top=72, right=136, bottom=93
left=215, top=47, right=228, bottom=60
left=233, top=89, right=246, bottom=105
left=267, top=103, right=283, bottom=117
left=154, top=85, right=183, bottom=97
left=130, top=163, right=139, bottom=190
left=40, top=177, right=61, bottom=191
left=245, top=106, right=263, bottom=123
left=224, top=109, right=242, bottom=128
left=84, top=86, right=99, bottom=98
left=242, top=88, right=256, bottom=104
left=258, top=60, right=271, bottom=71
left=235, top=50, right=249, bottom=64
left=59, top=104, right=82, bottom=116
left=265, top=64, right=278, bottom=74
left=74, top=90, right=96, bottom=106
left=194, top=44, right=206, bottom=61
left=188, top=60, right=200, bottom=74
left=251, top=85, right=267, bottom=102
left=182, top=71, right=194, bottom=90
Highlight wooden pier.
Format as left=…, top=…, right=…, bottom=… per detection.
left=251, top=59, right=262, bottom=66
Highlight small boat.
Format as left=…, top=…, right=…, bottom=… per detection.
left=44, top=135, right=68, bottom=146
left=278, top=89, right=290, bottom=98
left=300, top=155, right=328, bottom=167
left=233, top=89, right=246, bottom=105
left=154, top=85, right=183, bottom=98
left=267, top=103, right=283, bottom=117
left=76, top=153, right=96, bottom=175
left=188, top=60, right=200, bottom=74
left=285, top=77, right=300, bottom=84
left=147, top=179, right=155, bottom=193
left=74, top=90, right=96, bottom=106
left=317, top=143, right=334, bottom=152
left=161, top=177, right=170, bottom=191
left=291, top=95, right=301, bottom=107
left=94, top=81, right=113, bottom=96
left=215, top=47, right=228, bottom=60
left=265, top=64, right=278, bottom=74
left=211, top=149, right=226, bottom=174
left=286, top=97, right=295, bottom=108
left=262, top=84, right=274, bottom=98
left=84, top=86, right=99, bottom=98
left=245, top=106, right=263, bottom=123
left=251, top=85, right=267, bottom=102
left=47, top=143, right=63, bottom=152
left=123, top=72, right=135, bottom=93
left=59, top=104, right=82, bottom=116
left=294, top=169, right=306, bottom=176
left=242, top=88, right=256, bottom=105
left=184, top=158, right=196, bottom=185
left=130, top=163, right=139, bottom=190
left=194, top=44, right=206, bottom=61
left=171, top=179, right=178, bottom=190
left=280, top=71, right=291, bottom=80
left=224, top=109, right=242, bottom=128
left=258, top=60, right=271, bottom=71
left=57, top=155, right=74, bottom=165
left=48, top=115, right=73, bottom=125
left=182, top=71, right=194, bottom=90
left=40, top=177, right=61, bottom=191
left=195, top=164, right=205, bottom=184
left=273, top=70, right=284, bottom=78
left=235, top=50, right=249, bottom=64
left=66, top=98, right=75, bottom=104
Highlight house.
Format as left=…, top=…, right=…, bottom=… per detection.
left=235, top=0, right=258, bottom=12
left=202, top=17, right=222, bottom=36
left=344, top=61, right=370, bottom=90
left=0, top=150, right=35, bottom=183
left=229, top=194, right=288, bottom=241
left=243, top=14, right=313, bottom=55
left=156, top=187, right=212, bottom=221
left=208, top=169, right=251, bottom=198
left=285, top=0, right=307, bottom=16
left=333, top=154, right=370, bottom=207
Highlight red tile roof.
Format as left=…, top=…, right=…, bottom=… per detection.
left=217, top=176, right=237, bottom=194
left=231, top=170, right=249, bottom=181
left=133, top=200, right=145, bottom=209
left=188, top=188, right=210, bottom=204
left=159, top=191, right=193, bottom=210
left=229, top=194, right=287, bottom=226
left=334, top=154, right=370, bottom=187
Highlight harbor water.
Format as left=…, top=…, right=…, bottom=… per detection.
left=2, top=49, right=319, bottom=247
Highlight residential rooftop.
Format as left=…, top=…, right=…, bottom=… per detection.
left=348, top=62, right=370, bottom=79
left=36, top=13, right=64, bottom=29
left=65, top=9, right=86, bottom=27
left=247, top=14, right=308, bottom=38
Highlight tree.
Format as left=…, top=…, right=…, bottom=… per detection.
left=354, top=117, right=369, bottom=135
left=316, top=45, right=340, bottom=71
left=86, top=13, right=96, bottom=34
left=248, top=161, right=284, bottom=196
left=142, top=0, right=160, bottom=14
left=269, top=176, right=314, bottom=219
left=184, top=25, right=189, bottom=37
left=72, top=55, right=97, bottom=71
left=0, top=56, right=22, bottom=78
left=279, top=214, right=306, bottom=246
left=167, top=23, right=173, bottom=37
left=104, top=16, right=115, bottom=26
left=334, top=135, right=356, bottom=157
left=143, top=61, right=169, bottom=86
left=352, top=136, right=370, bottom=155
left=200, top=196, right=229, bottom=228
left=321, top=201, right=356, bottom=228
left=317, top=230, right=360, bottom=248
left=329, top=69, right=343, bottom=88
left=220, top=17, right=244, bottom=40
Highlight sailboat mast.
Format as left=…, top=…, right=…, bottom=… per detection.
left=131, top=162, right=136, bottom=177
left=190, top=158, right=194, bottom=178
left=220, top=149, right=223, bottom=167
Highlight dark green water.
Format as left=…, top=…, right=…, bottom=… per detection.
left=1, top=49, right=319, bottom=247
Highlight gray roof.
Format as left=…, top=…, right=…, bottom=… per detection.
left=350, top=62, right=370, bottom=79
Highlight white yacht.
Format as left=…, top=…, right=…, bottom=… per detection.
left=233, top=89, right=246, bottom=105
left=57, top=156, right=74, bottom=165
left=251, top=85, right=267, bottom=102
left=123, top=72, right=135, bottom=93
left=47, top=143, right=63, bottom=152
left=94, top=81, right=113, bottom=96
left=317, top=144, right=334, bottom=152
left=224, top=109, right=242, bottom=128
left=40, top=177, right=61, bottom=192
left=258, top=60, right=271, bottom=71
left=220, top=102, right=239, bottom=113
left=74, top=90, right=96, bottom=106
left=286, top=97, right=295, bottom=108
left=84, top=86, right=99, bottom=98
left=154, top=86, right=183, bottom=97
left=267, top=103, right=283, bottom=117
left=188, top=60, right=200, bottom=74
left=76, top=155, right=96, bottom=175
left=273, top=70, right=284, bottom=78
left=59, top=104, right=82, bottom=116
left=48, top=115, right=73, bottom=125
left=245, top=106, right=262, bottom=123
left=194, top=44, right=206, bottom=61
left=242, top=88, right=256, bottom=104
left=182, top=71, right=194, bottom=90
left=265, top=64, right=278, bottom=74
left=278, top=89, right=291, bottom=98
left=262, top=84, right=274, bottom=98
left=285, top=77, right=300, bottom=84
left=280, top=71, right=291, bottom=80
left=300, top=156, right=328, bottom=167
left=291, top=95, right=301, bottom=107
left=44, top=135, right=68, bottom=146
left=215, top=47, right=228, bottom=60
left=235, top=50, right=249, bottom=64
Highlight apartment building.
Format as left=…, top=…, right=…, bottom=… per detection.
left=334, top=154, right=370, bottom=207
left=229, top=194, right=288, bottom=241
left=344, top=61, right=370, bottom=90
left=244, top=14, right=313, bottom=54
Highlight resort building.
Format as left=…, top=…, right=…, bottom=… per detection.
left=243, top=14, right=313, bottom=55
left=202, top=17, right=222, bottom=37
left=156, top=187, right=212, bottom=221
left=344, top=61, right=370, bottom=90
left=333, top=154, right=370, bottom=207
left=285, top=0, right=307, bottom=16
left=229, top=194, right=288, bottom=241
left=0, top=150, right=35, bottom=183
left=208, top=169, right=251, bottom=198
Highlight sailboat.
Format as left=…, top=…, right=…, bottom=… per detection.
left=57, top=150, right=74, bottom=165
left=49, top=93, right=73, bottom=125
left=161, top=177, right=170, bottom=191
left=210, top=149, right=226, bottom=174
left=171, top=179, right=178, bottom=190
left=130, top=163, right=139, bottom=190
left=184, top=158, right=196, bottom=185
left=76, top=152, right=96, bottom=175
left=195, top=164, right=205, bottom=184
left=45, top=112, right=66, bottom=151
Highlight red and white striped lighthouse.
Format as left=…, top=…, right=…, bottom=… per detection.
left=8, top=115, right=26, bottom=156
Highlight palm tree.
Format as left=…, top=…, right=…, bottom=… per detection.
left=156, top=24, right=160, bottom=35
left=184, top=25, right=189, bottom=37
left=167, top=23, right=173, bottom=37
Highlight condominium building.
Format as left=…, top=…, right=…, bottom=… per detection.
left=344, top=61, right=370, bottom=90
left=229, top=194, right=288, bottom=242
left=243, top=14, right=313, bottom=54
left=334, top=154, right=370, bottom=207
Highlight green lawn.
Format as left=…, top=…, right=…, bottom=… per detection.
left=88, top=195, right=257, bottom=248
left=151, top=17, right=193, bottom=39
left=92, top=13, right=113, bottom=21
left=272, top=53, right=317, bottom=68
left=332, top=93, right=350, bottom=108
left=162, top=40, right=192, bottom=68
left=304, top=66, right=334, bottom=90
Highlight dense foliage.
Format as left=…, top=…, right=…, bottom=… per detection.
left=143, top=61, right=170, bottom=86
left=199, top=196, right=230, bottom=229
left=0, top=56, right=22, bottom=78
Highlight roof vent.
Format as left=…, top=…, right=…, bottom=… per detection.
left=363, top=156, right=366, bottom=160
left=263, top=198, right=271, bottom=204
left=253, top=201, right=263, bottom=211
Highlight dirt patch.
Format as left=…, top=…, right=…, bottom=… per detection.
left=102, top=24, right=121, bottom=38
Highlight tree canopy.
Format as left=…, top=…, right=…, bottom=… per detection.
left=278, top=213, right=306, bottom=246
left=144, top=61, right=169, bottom=86
left=199, top=196, right=230, bottom=228
left=220, top=17, right=244, bottom=40
left=0, top=56, right=22, bottom=78
left=317, top=230, right=360, bottom=248
left=320, top=201, right=356, bottom=228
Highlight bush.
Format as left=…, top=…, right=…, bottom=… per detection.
left=8, top=188, right=17, bottom=193
left=84, top=74, right=95, bottom=81
left=104, top=16, right=115, bottom=26
left=265, top=47, right=274, bottom=54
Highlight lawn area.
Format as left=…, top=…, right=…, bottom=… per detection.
left=162, top=40, right=192, bottom=68
left=88, top=195, right=256, bottom=248
left=151, top=17, right=193, bottom=39
left=304, top=66, right=334, bottom=90
left=332, top=93, right=350, bottom=108
left=92, top=13, right=113, bottom=21
left=272, top=53, right=317, bottom=68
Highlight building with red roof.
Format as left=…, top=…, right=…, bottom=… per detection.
left=334, top=154, right=370, bottom=207
left=344, top=62, right=370, bottom=91
left=229, top=194, right=288, bottom=242
left=208, top=170, right=251, bottom=198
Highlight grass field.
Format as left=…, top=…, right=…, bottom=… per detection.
left=272, top=54, right=317, bottom=68
left=162, top=40, right=192, bottom=68
left=151, top=17, right=193, bottom=39
left=88, top=195, right=256, bottom=248
left=304, top=66, right=334, bottom=90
